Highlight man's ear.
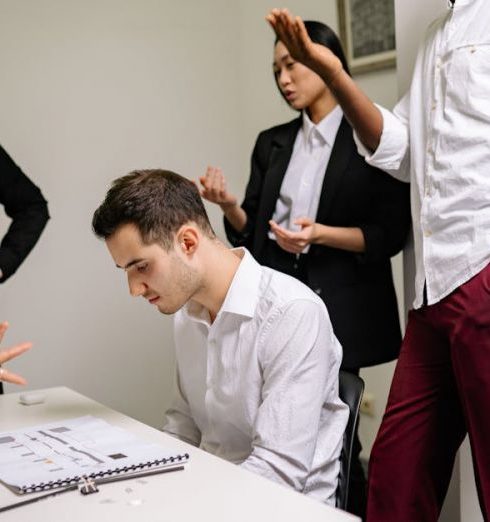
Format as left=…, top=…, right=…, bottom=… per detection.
left=175, top=225, right=199, bottom=255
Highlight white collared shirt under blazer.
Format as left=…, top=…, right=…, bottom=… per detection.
left=355, top=0, right=490, bottom=308
left=163, top=248, right=349, bottom=505
left=270, top=106, right=343, bottom=253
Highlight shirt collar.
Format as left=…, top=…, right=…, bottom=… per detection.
left=301, top=105, right=343, bottom=147
left=183, top=248, right=260, bottom=324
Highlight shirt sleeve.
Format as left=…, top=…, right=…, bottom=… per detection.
left=0, top=145, right=50, bottom=282
left=353, top=95, right=411, bottom=183
left=162, top=365, right=202, bottom=447
left=239, top=299, right=346, bottom=494
left=356, top=164, right=411, bottom=263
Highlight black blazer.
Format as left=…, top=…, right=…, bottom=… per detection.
left=0, top=144, right=50, bottom=283
left=225, top=117, right=411, bottom=369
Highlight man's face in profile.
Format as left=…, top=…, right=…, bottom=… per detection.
left=106, top=223, right=200, bottom=315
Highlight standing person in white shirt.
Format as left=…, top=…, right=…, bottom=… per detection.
left=92, top=169, right=349, bottom=505
left=267, top=1, right=490, bottom=520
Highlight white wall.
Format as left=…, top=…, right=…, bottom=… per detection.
left=1, top=0, right=400, bottom=454
left=0, top=0, right=244, bottom=427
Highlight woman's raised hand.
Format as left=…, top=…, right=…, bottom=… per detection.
left=266, top=9, right=343, bottom=81
left=199, top=166, right=237, bottom=208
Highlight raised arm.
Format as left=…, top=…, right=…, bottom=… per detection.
left=266, top=9, right=383, bottom=152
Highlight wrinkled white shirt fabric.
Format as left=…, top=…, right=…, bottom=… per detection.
left=355, top=0, right=490, bottom=308
left=163, top=248, right=348, bottom=504
left=270, top=106, right=343, bottom=253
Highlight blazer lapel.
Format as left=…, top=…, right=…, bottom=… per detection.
left=315, top=118, right=354, bottom=223
left=254, top=117, right=301, bottom=258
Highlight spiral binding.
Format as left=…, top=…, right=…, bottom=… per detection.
left=19, top=453, right=190, bottom=494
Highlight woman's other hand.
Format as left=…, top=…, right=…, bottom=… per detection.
left=269, top=217, right=317, bottom=254
left=199, top=166, right=237, bottom=208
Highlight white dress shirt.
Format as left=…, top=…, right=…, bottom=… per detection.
left=270, top=106, right=343, bottom=253
left=355, top=0, right=490, bottom=308
left=163, top=248, right=349, bottom=504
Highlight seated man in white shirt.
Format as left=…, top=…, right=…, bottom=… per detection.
left=92, top=169, right=349, bottom=505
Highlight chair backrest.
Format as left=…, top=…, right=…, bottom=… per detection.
left=335, top=370, right=365, bottom=510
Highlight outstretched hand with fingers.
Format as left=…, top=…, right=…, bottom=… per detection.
left=0, top=322, right=32, bottom=385
left=199, top=166, right=237, bottom=208
left=266, top=8, right=343, bottom=81
left=269, top=217, right=317, bottom=254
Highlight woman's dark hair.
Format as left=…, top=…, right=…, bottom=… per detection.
left=274, top=20, right=351, bottom=104
left=92, top=169, right=215, bottom=250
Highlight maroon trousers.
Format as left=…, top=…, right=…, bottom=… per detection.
left=367, top=263, right=490, bottom=522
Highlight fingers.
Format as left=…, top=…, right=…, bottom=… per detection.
left=269, top=221, right=307, bottom=253
left=266, top=9, right=303, bottom=46
left=0, top=321, right=8, bottom=344
left=0, top=367, right=27, bottom=386
left=0, top=342, right=33, bottom=366
left=266, top=9, right=294, bottom=43
left=294, top=217, right=314, bottom=227
left=269, top=220, right=297, bottom=239
left=0, top=342, right=32, bottom=386
left=275, top=236, right=303, bottom=255
left=200, top=166, right=225, bottom=202
left=295, top=16, right=310, bottom=45
left=0, top=323, right=32, bottom=386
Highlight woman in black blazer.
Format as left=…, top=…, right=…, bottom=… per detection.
left=200, top=21, right=410, bottom=518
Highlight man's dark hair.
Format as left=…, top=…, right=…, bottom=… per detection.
left=92, top=169, right=215, bottom=249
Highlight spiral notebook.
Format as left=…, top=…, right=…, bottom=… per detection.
left=0, top=416, right=189, bottom=495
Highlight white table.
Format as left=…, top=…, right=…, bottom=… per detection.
left=0, top=387, right=359, bottom=522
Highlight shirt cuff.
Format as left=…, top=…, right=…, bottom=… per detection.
left=353, top=104, right=409, bottom=172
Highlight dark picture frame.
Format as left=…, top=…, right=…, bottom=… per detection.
left=337, top=0, right=396, bottom=74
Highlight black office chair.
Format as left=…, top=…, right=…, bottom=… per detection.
left=335, top=370, right=365, bottom=511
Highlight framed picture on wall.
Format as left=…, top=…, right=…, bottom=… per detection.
left=337, top=0, right=396, bottom=74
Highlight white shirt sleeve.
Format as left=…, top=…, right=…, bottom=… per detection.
left=162, top=366, right=201, bottom=447
left=240, top=299, right=344, bottom=493
left=353, top=94, right=411, bottom=183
